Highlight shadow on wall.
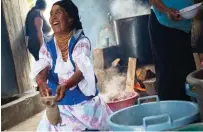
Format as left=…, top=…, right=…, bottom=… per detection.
left=1, top=8, right=18, bottom=97
left=2, top=0, right=32, bottom=97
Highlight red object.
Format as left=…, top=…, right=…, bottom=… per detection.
left=107, top=92, right=139, bottom=112
left=134, top=82, right=146, bottom=92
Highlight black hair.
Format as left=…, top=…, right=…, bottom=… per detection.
left=35, top=0, right=47, bottom=10
left=53, top=0, right=83, bottom=30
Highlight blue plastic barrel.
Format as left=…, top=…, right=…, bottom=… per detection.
left=107, top=96, right=199, bottom=131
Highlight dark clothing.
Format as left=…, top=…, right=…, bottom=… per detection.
left=148, top=11, right=196, bottom=101
left=25, top=7, right=51, bottom=60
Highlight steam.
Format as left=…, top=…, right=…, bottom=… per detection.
left=99, top=74, right=128, bottom=102
left=109, top=0, right=150, bottom=19
left=98, top=68, right=134, bottom=102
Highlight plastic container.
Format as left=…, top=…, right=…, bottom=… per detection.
left=185, top=83, right=197, bottom=102
left=107, top=95, right=199, bottom=131
left=143, top=78, right=157, bottom=96
left=187, top=69, right=203, bottom=121
left=175, top=123, right=203, bottom=131
left=107, top=92, right=139, bottom=112
left=179, top=2, right=203, bottom=19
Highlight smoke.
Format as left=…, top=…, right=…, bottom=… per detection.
left=98, top=67, right=134, bottom=102
left=109, top=0, right=150, bottom=19
left=99, top=74, right=128, bottom=102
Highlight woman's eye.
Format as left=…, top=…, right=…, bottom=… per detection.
left=56, top=11, right=61, bottom=14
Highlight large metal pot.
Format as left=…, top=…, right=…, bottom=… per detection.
left=109, top=14, right=153, bottom=66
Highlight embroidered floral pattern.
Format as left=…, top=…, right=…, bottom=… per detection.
left=37, top=96, right=112, bottom=131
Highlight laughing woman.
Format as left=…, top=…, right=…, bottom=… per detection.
left=31, top=1, right=112, bottom=131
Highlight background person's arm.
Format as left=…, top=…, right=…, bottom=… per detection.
left=35, top=17, right=44, bottom=46
left=149, top=0, right=170, bottom=13
left=150, top=0, right=182, bottom=21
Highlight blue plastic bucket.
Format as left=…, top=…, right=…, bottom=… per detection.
left=107, top=95, right=199, bottom=131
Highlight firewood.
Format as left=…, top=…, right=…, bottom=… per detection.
left=193, top=53, right=201, bottom=70
left=95, top=69, right=106, bottom=93
left=111, top=58, right=120, bottom=67
left=93, top=48, right=105, bottom=69
left=125, top=58, right=137, bottom=92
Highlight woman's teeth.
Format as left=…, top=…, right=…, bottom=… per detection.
left=53, top=22, right=59, bottom=25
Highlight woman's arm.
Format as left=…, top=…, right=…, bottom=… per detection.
left=150, top=0, right=182, bottom=21
left=36, top=66, right=51, bottom=96
left=36, top=66, right=48, bottom=84
left=64, top=67, right=84, bottom=89
left=35, top=17, right=44, bottom=47
left=56, top=67, right=84, bottom=101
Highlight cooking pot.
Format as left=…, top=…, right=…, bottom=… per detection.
left=187, top=69, right=203, bottom=121
left=108, top=13, right=154, bottom=66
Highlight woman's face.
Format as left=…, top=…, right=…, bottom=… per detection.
left=49, top=5, right=73, bottom=34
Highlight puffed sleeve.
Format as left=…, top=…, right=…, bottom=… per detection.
left=72, top=37, right=96, bottom=96
left=30, top=44, right=52, bottom=80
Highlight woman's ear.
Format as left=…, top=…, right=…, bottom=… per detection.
left=68, top=19, right=73, bottom=23
left=68, top=19, right=73, bottom=25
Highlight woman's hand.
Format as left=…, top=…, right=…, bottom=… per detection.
left=56, top=83, right=67, bottom=101
left=166, top=8, right=182, bottom=21
left=36, top=67, right=50, bottom=97
left=39, top=82, right=52, bottom=97
left=56, top=68, right=83, bottom=101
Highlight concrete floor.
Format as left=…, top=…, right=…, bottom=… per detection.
left=6, top=111, right=44, bottom=131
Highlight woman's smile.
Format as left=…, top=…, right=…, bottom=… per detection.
left=53, top=21, right=59, bottom=25
left=52, top=21, right=60, bottom=29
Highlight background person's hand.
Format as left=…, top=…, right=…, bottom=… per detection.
left=56, top=84, right=67, bottom=101
left=166, top=8, right=182, bottom=21
left=39, top=82, right=52, bottom=97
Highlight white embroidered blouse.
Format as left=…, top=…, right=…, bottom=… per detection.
left=31, top=30, right=96, bottom=96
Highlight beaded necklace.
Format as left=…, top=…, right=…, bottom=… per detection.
left=55, top=31, right=73, bottom=62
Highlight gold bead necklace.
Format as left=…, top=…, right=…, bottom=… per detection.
left=55, top=31, right=73, bottom=62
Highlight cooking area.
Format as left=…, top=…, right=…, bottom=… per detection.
left=1, top=0, right=203, bottom=131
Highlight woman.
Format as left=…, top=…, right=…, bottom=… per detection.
left=31, top=1, right=112, bottom=131
left=148, top=0, right=196, bottom=101
left=25, top=0, right=51, bottom=61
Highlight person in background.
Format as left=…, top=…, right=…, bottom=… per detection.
left=25, top=0, right=51, bottom=61
left=148, top=0, right=197, bottom=101
left=31, top=1, right=112, bottom=131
